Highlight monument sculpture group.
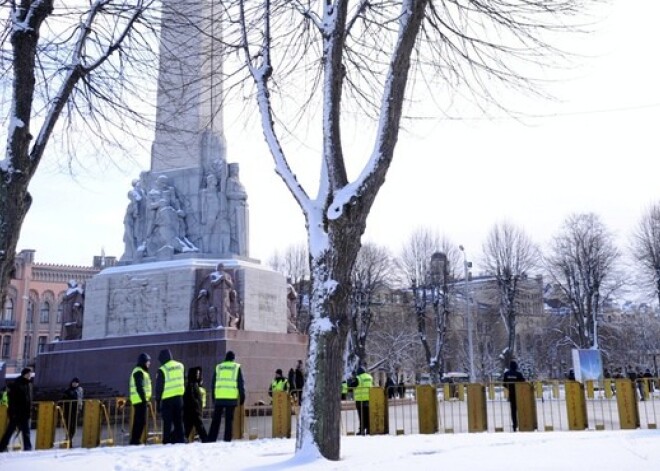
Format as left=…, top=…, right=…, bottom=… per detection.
left=36, top=1, right=307, bottom=398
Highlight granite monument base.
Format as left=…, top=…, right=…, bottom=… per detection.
left=35, top=329, right=307, bottom=404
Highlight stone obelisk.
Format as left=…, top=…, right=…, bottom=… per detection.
left=151, top=0, right=226, bottom=173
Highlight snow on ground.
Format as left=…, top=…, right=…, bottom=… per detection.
left=1, top=430, right=660, bottom=470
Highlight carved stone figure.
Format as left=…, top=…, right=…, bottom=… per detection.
left=193, top=264, right=238, bottom=329
left=226, top=163, right=249, bottom=255
left=286, top=278, right=298, bottom=333
left=145, top=175, right=197, bottom=256
left=200, top=173, right=231, bottom=254
left=61, top=280, right=84, bottom=340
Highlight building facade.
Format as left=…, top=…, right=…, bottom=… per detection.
left=1, top=250, right=114, bottom=374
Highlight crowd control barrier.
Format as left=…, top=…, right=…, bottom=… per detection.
left=1, top=380, right=659, bottom=452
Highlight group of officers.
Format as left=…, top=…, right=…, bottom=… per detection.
left=129, top=349, right=245, bottom=445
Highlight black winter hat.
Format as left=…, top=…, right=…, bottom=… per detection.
left=71, top=377, right=80, bottom=384
left=356, top=367, right=365, bottom=375
left=158, top=349, right=173, bottom=364
left=509, top=360, right=519, bottom=371
left=276, top=369, right=283, bottom=375
left=138, top=352, right=151, bottom=364
left=225, top=350, right=235, bottom=361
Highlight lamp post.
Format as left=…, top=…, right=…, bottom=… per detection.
left=459, top=245, right=476, bottom=383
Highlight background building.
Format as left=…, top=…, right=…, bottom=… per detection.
left=0, top=249, right=114, bottom=374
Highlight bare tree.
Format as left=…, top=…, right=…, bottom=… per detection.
left=347, top=242, right=395, bottom=373
left=268, top=242, right=311, bottom=332
left=0, top=1, right=157, bottom=305
left=630, top=202, right=660, bottom=307
left=212, top=0, right=591, bottom=459
left=545, top=213, right=621, bottom=349
left=482, top=222, right=541, bottom=368
left=400, top=229, right=461, bottom=383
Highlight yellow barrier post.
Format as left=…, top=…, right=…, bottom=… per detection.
left=604, top=379, right=613, bottom=399
left=416, top=385, right=438, bottom=434
left=487, top=383, right=495, bottom=400
left=369, top=387, right=388, bottom=435
left=457, top=384, right=465, bottom=401
left=233, top=404, right=245, bottom=440
left=586, top=380, right=595, bottom=399
left=552, top=381, right=560, bottom=399
left=272, top=391, right=292, bottom=438
left=615, top=379, right=640, bottom=430
left=515, top=383, right=538, bottom=432
left=565, top=381, right=588, bottom=430
left=535, top=382, right=543, bottom=399
left=467, top=384, right=488, bottom=433
left=82, top=399, right=102, bottom=448
left=0, top=404, right=7, bottom=439
left=36, top=402, right=57, bottom=450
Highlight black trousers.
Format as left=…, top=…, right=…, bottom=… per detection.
left=356, top=401, right=370, bottom=435
left=509, top=398, right=519, bottom=431
left=0, top=415, right=32, bottom=452
left=63, top=405, right=79, bottom=441
left=184, top=412, right=208, bottom=442
left=129, top=403, right=147, bottom=445
left=161, top=396, right=185, bottom=444
left=208, top=403, right=236, bottom=442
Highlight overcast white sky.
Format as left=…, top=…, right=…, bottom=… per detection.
left=15, top=1, right=660, bottom=287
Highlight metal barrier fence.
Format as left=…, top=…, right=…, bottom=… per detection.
left=0, top=379, right=657, bottom=450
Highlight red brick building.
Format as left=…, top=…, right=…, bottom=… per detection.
left=1, top=249, right=114, bottom=374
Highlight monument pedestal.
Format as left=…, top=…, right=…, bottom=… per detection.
left=37, top=329, right=307, bottom=404
left=84, top=258, right=288, bottom=338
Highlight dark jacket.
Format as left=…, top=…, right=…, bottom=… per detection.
left=294, top=366, right=304, bottom=390
left=184, top=367, right=204, bottom=418
left=211, top=362, right=246, bottom=406
left=503, top=363, right=525, bottom=401
left=155, top=348, right=174, bottom=404
left=8, top=376, right=32, bottom=420
left=133, top=355, right=151, bottom=403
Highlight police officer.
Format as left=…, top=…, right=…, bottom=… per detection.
left=349, top=367, right=373, bottom=435
left=503, top=360, right=525, bottom=432
left=129, top=353, right=152, bottom=445
left=208, top=351, right=245, bottom=442
left=268, top=369, right=290, bottom=398
left=155, top=348, right=186, bottom=444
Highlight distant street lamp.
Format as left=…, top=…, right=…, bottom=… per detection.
left=459, top=245, right=476, bottom=383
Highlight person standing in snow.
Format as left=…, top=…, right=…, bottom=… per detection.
left=503, top=360, right=525, bottom=432
left=208, top=351, right=245, bottom=442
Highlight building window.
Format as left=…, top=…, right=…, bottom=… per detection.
left=2, top=298, right=14, bottom=321
left=1, top=336, right=10, bottom=359
left=38, top=336, right=47, bottom=353
left=23, top=335, right=31, bottom=359
left=26, top=300, right=35, bottom=325
left=40, top=301, right=50, bottom=324
left=57, top=303, right=63, bottom=324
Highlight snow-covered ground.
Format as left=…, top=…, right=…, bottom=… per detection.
left=1, top=430, right=659, bottom=470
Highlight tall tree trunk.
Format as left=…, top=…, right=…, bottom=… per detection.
left=296, top=221, right=363, bottom=460
left=0, top=180, right=32, bottom=304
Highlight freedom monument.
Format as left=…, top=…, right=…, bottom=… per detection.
left=36, top=3, right=307, bottom=398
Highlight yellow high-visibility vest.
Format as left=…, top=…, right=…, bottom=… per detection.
left=200, top=386, right=207, bottom=408
left=129, top=367, right=152, bottom=404
left=159, top=360, right=185, bottom=399
left=215, top=361, right=240, bottom=400
left=271, top=378, right=289, bottom=392
left=354, top=373, right=373, bottom=402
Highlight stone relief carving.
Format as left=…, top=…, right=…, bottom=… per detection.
left=119, top=162, right=249, bottom=262
left=191, top=264, right=240, bottom=330
left=61, top=280, right=84, bottom=340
